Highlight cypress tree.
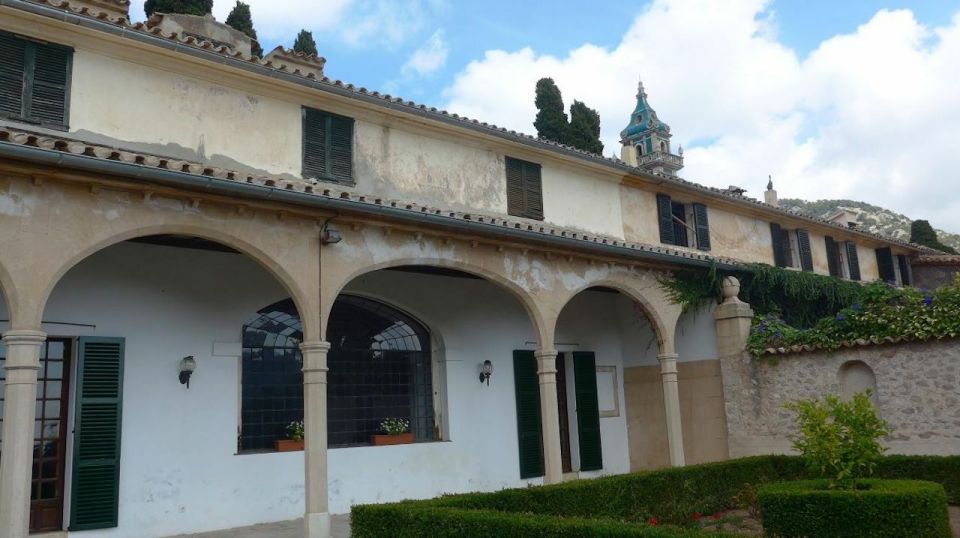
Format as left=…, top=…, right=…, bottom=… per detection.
left=225, top=1, right=262, bottom=56
left=144, top=0, right=212, bottom=17
left=568, top=100, right=604, bottom=154
left=910, top=220, right=958, bottom=254
left=293, top=30, right=318, bottom=56
left=534, top=78, right=569, bottom=145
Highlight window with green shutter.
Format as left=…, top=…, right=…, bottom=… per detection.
left=845, top=242, right=861, bottom=281
left=692, top=203, right=711, bottom=251
left=505, top=157, right=544, bottom=220
left=656, top=193, right=675, bottom=245
left=897, top=254, right=912, bottom=286
left=770, top=223, right=786, bottom=267
left=0, top=31, right=72, bottom=129
left=875, top=247, right=896, bottom=284
left=825, top=236, right=840, bottom=277
left=572, top=352, right=602, bottom=472
left=302, top=107, right=354, bottom=185
left=796, top=229, right=814, bottom=272
left=513, top=350, right=543, bottom=479
left=70, top=337, right=124, bottom=531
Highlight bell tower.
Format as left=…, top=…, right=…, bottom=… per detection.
left=620, top=78, right=683, bottom=176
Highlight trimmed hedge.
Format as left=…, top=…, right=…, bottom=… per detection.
left=351, top=455, right=960, bottom=537
left=758, top=479, right=951, bottom=538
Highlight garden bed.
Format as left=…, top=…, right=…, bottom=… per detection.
left=351, top=455, right=960, bottom=537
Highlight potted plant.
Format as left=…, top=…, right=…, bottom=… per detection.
left=275, top=420, right=305, bottom=452
left=370, top=418, right=414, bottom=446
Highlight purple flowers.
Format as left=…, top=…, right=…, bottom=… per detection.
left=923, top=295, right=933, bottom=307
left=836, top=313, right=846, bottom=321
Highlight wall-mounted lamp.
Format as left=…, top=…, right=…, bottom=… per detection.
left=478, top=360, right=493, bottom=385
left=321, top=223, right=342, bottom=245
left=179, top=356, right=197, bottom=388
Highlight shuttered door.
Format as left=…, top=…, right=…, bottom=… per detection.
left=513, top=350, right=543, bottom=479
left=846, top=242, right=861, bottom=281
left=875, top=247, right=896, bottom=284
left=796, top=229, right=814, bottom=272
left=770, top=223, right=786, bottom=267
left=692, top=203, right=711, bottom=251
left=0, top=32, right=26, bottom=119
left=573, top=352, right=602, bottom=472
left=70, top=337, right=124, bottom=531
left=825, top=236, right=840, bottom=277
left=897, top=255, right=912, bottom=286
left=302, top=108, right=354, bottom=184
left=29, top=42, right=71, bottom=127
left=656, top=193, right=675, bottom=245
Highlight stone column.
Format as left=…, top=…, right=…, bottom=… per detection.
left=301, top=340, right=331, bottom=538
left=713, top=276, right=755, bottom=459
left=657, top=352, right=685, bottom=467
left=714, top=276, right=754, bottom=358
left=0, top=329, right=46, bottom=538
left=535, top=349, right=563, bottom=484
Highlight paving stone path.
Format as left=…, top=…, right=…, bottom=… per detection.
left=170, top=516, right=351, bottom=538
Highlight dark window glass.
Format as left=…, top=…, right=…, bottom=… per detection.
left=239, top=295, right=433, bottom=451
left=670, top=201, right=688, bottom=247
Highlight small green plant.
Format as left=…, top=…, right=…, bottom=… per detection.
left=785, top=392, right=890, bottom=489
left=380, top=417, right=409, bottom=436
left=286, top=420, right=304, bottom=441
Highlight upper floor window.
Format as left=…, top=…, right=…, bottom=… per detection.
left=302, top=107, right=354, bottom=185
left=770, top=224, right=813, bottom=271
left=505, top=156, right=544, bottom=220
left=824, top=235, right=861, bottom=281
left=875, top=247, right=912, bottom=286
left=0, top=31, right=73, bottom=130
left=656, top=193, right=710, bottom=251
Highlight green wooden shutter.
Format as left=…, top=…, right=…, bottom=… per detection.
left=846, top=242, right=861, bottom=281
left=70, top=337, right=125, bottom=531
left=875, top=247, right=896, bottom=284
left=513, top=350, right=543, bottom=479
left=796, top=229, right=814, bottom=272
left=656, top=193, right=675, bottom=245
left=0, top=32, right=27, bottom=119
left=328, top=114, right=354, bottom=183
left=28, top=42, right=71, bottom=127
left=825, top=236, right=840, bottom=277
left=692, top=203, right=711, bottom=251
left=505, top=157, right=525, bottom=217
left=522, top=161, right=544, bottom=220
left=302, top=107, right=328, bottom=180
left=770, top=223, right=786, bottom=267
left=572, top=352, right=602, bottom=472
left=897, top=254, right=912, bottom=286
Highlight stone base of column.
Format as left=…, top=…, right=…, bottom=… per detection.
left=305, top=511, right=331, bottom=538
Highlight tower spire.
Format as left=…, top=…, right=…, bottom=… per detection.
left=619, top=75, right=683, bottom=176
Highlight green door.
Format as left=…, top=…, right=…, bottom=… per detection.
left=513, top=350, right=543, bottom=479
left=573, top=352, right=603, bottom=471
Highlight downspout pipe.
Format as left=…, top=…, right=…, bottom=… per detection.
left=0, top=141, right=742, bottom=272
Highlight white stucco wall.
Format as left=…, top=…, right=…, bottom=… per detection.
left=0, top=241, right=642, bottom=537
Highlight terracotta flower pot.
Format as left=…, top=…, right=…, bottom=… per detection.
left=370, top=432, right=414, bottom=446
left=275, top=439, right=305, bottom=452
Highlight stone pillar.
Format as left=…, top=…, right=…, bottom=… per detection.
left=534, top=349, right=563, bottom=484
left=0, top=329, right=46, bottom=538
left=301, top=340, right=331, bottom=538
left=657, top=352, right=685, bottom=467
left=714, top=276, right=754, bottom=358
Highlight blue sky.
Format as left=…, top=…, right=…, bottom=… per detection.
left=132, top=0, right=960, bottom=232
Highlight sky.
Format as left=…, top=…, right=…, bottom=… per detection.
left=130, top=0, right=960, bottom=233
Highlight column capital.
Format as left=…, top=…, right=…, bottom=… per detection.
left=1, top=330, right=47, bottom=345
left=300, top=341, right=331, bottom=354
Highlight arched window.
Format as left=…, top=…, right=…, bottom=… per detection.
left=660, top=141, right=667, bottom=152
left=636, top=144, right=644, bottom=157
left=239, top=295, right=434, bottom=451
left=839, top=360, right=879, bottom=407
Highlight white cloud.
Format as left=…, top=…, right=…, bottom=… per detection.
left=402, top=30, right=449, bottom=76
left=442, top=0, right=960, bottom=232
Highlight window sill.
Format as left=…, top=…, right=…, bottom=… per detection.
left=235, top=439, right=447, bottom=455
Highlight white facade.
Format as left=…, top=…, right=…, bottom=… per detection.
left=0, top=240, right=719, bottom=537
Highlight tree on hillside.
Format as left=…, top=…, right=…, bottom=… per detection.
left=144, top=0, right=212, bottom=17
left=534, top=78, right=569, bottom=145
left=910, top=220, right=958, bottom=254
left=293, top=30, right=318, bottom=56
left=225, top=1, right=262, bottom=56
left=568, top=100, right=604, bottom=154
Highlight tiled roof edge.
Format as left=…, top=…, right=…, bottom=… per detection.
left=758, top=335, right=956, bottom=357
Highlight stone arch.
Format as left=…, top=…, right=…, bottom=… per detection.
left=32, top=223, right=319, bottom=340
left=321, top=258, right=550, bottom=348
left=839, top=360, right=879, bottom=405
left=548, top=275, right=680, bottom=356
left=0, top=257, right=16, bottom=331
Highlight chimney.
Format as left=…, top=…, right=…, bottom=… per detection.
left=263, top=46, right=326, bottom=79
left=764, top=175, right=778, bottom=207
left=146, top=12, right=256, bottom=57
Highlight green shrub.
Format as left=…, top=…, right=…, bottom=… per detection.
left=758, top=479, right=951, bottom=538
left=875, top=455, right=960, bottom=503
left=785, top=392, right=890, bottom=489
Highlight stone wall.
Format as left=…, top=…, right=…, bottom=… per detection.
left=721, top=340, right=960, bottom=457
left=913, top=264, right=960, bottom=290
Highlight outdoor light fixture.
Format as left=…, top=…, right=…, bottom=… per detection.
left=179, top=356, right=197, bottom=388
left=478, top=360, right=493, bottom=385
left=321, top=223, right=342, bottom=245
